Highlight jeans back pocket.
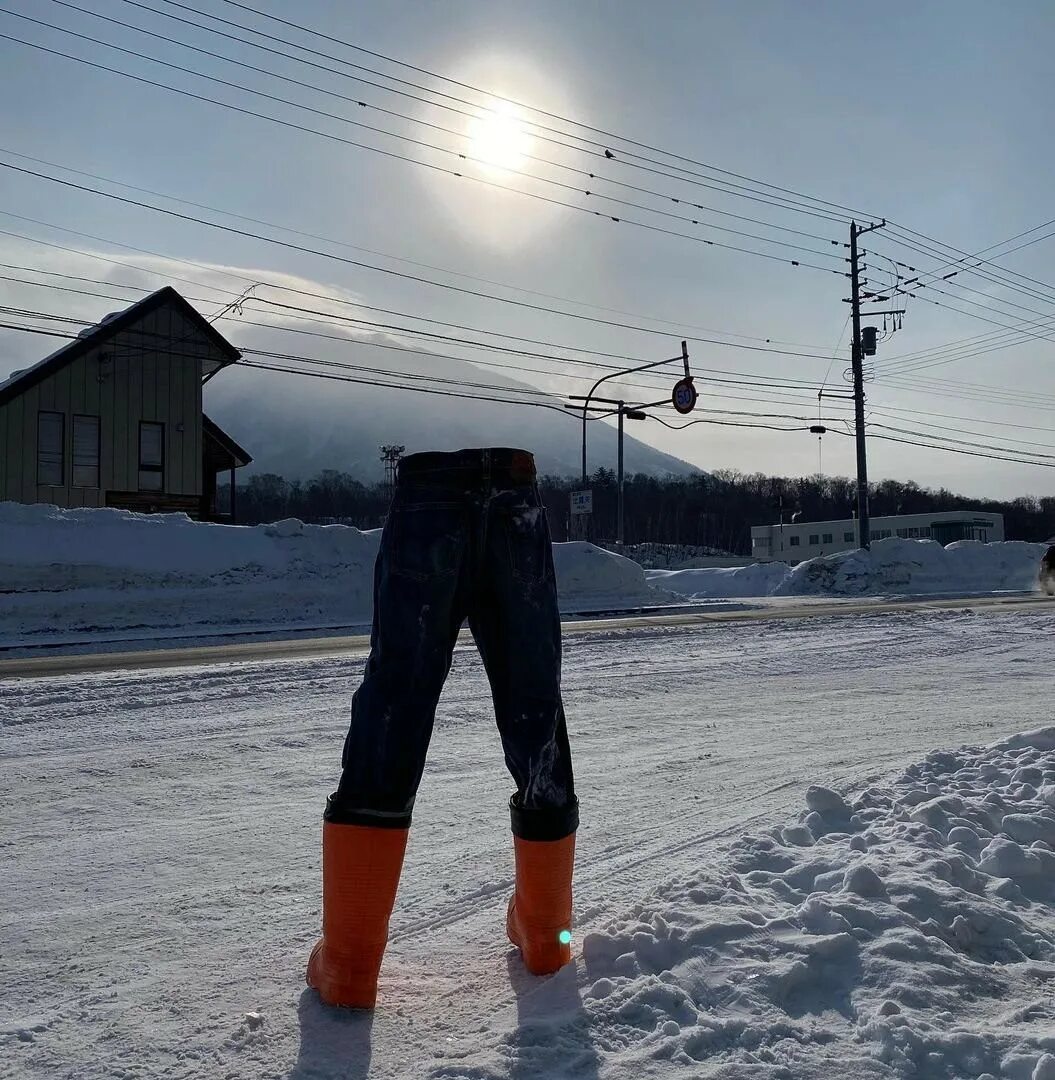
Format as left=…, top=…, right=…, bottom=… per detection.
left=499, top=495, right=553, bottom=585
left=386, top=504, right=464, bottom=581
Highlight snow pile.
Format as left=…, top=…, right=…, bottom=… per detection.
left=458, top=727, right=1055, bottom=1078
left=0, top=502, right=380, bottom=646
left=779, top=538, right=1048, bottom=597
left=0, top=502, right=657, bottom=646
left=552, top=541, right=655, bottom=609
left=647, top=561, right=791, bottom=599
left=649, top=538, right=1049, bottom=600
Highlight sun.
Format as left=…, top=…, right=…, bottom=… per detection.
left=466, top=101, right=532, bottom=172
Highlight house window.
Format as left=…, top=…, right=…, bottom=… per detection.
left=789, top=536, right=800, bottom=547
left=809, top=534, right=819, bottom=546
left=72, top=415, right=100, bottom=488
left=139, top=422, right=164, bottom=491
left=37, top=411, right=64, bottom=485
left=822, top=533, right=833, bottom=544
left=844, top=531, right=855, bottom=542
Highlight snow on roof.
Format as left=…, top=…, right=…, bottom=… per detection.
left=0, top=298, right=142, bottom=396
left=0, top=288, right=239, bottom=403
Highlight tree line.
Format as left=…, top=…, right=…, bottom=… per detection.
left=221, top=469, right=1055, bottom=553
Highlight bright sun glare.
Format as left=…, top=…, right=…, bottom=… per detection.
left=466, top=102, right=531, bottom=172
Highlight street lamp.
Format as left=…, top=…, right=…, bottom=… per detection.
left=575, top=341, right=690, bottom=485
left=564, top=396, right=648, bottom=548
left=563, top=341, right=690, bottom=544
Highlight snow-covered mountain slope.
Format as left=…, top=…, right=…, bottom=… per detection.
left=205, top=342, right=696, bottom=481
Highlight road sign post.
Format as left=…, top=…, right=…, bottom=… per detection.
left=570, top=489, right=593, bottom=542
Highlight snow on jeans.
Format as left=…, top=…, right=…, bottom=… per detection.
left=327, top=448, right=579, bottom=842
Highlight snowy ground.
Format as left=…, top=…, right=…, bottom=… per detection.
left=3, top=605, right=1054, bottom=1079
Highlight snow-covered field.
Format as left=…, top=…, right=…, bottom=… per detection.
left=1, top=503, right=1049, bottom=652
left=3, top=606, right=1054, bottom=1079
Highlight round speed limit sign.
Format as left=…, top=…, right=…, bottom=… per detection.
left=671, top=377, right=698, bottom=415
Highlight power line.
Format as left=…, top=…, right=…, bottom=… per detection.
left=868, top=422, right=1055, bottom=460
left=208, top=0, right=866, bottom=225
left=0, top=314, right=839, bottom=434
left=0, top=283, right=852, bottom=420
left=649, top=414, right=804, bottom=434
left=59, top=0, right=1055, bottom=325
left=868, top=402, right=1055, bottom=434
left=882, top=370, right=1055, bottom=408
left=879, top=375, right=1055, bottom=414
left=47, top=0, right=846, bottom=252
left=0, top=155, right=832, bottom=350
left=0, top=158, right=855, bottom=349
left=3, top=314, right=1049, bottom=468
left=0, top=249, right=845, bottom=379
left=0, top=26, right=848, bottom=274
left=825, top=425, right=1055, bottom=470
left=8, top=208, right=1053, bottom=434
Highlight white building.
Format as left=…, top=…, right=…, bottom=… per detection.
left=751, top=510, right=1005, bottom=564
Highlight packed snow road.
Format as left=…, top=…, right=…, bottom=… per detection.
left=2, top=605, right=1053, bottom=1079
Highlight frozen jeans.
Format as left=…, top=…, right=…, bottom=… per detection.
left=327, top=448, right=578, bottom=841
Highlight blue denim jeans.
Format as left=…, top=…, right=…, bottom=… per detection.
left=328, top=449, right=578, bottom=841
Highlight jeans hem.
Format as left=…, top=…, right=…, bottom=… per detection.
left=509, top=795, right=579, bottom=841
left=324, top=793, right=413, bottom=829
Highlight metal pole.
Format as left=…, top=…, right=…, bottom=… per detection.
left=850, top=221, right=871, bottom=550
left=617, top=402, right=625, bottom=548
left=579, top=405, right=588, bottom=542
left=581, top=406, right=587, bottom=486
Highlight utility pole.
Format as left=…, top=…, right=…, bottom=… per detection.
left=848, top=220, right=885, bottom=550
left=849, top=222, right=869, bottom=550
left=844, top=219, right=905, bottom=552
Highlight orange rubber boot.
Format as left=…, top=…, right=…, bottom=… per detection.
left=506, top=832, right=575, bottom=975
left=306, top=821, right=409, bottom=1008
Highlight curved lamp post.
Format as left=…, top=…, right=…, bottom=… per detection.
left=575, top=341, right=690, bottom=485
left=564, top=341, right=690, bottom=545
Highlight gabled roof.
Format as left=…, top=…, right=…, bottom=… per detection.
left=203, top=414, right=253, bottom=468
left=0, top=286, right=241, bottom=408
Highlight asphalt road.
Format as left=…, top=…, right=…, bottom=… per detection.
left=1, top=592, right=1049, bottom=680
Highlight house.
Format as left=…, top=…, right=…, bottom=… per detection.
left=751, top=510, right=1005, bottom=564
left=0, top=286, right=251, bottom=520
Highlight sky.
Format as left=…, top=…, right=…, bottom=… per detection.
left=1, top=0, right=1054, bottom=499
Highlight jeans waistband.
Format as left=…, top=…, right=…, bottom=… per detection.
left=397, top=448, right=536, bottom=487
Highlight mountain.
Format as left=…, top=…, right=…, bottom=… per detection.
left=204, top=326, right=698, bottom=482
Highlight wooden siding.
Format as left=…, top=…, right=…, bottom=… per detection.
left=0, top=298, right=230, bottom=508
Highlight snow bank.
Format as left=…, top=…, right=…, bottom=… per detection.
left=650, top=537, right=1049, bottom=600
left=779, top=537, right=1048, bottom=597
left=0, top=502, right=657, bottom=646
left=647, top=561, right=790, bottom=599
left=552, top=541, right=655, bottom=609
left=532, top=726, right=1055, bottom=1078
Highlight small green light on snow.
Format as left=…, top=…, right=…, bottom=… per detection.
left=558, top=930, right=572, bottom=945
